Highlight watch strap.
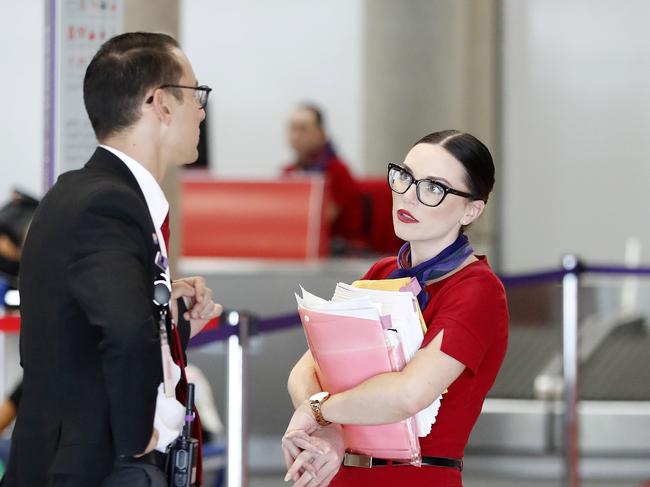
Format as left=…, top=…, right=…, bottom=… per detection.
left=309, top=394, right=331, bottom=426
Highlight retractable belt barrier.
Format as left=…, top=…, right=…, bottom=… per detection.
left=187, top=262, right=650, bottom=348
left=1, top=263, right=648, bottom=341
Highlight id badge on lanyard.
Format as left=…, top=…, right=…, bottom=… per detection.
left=152, top=225, right=177, bottom=398
left=153, top=262, right=176, bottom=398
left=157, top=307, right=177, bottom=398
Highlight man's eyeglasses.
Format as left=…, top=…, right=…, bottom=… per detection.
left=387, top=162, right=475, bottom=208
left=146, top=84, right=212, bottom=109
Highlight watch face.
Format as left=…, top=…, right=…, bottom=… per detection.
left=310, top=391, right=329, bottom=402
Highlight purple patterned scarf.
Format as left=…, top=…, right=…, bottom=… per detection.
left=388, top=234, right=474, bottom=311
left=299, top=141, right=337, bottom=173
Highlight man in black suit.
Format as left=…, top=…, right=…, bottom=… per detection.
left=2, top=32, right=222, bottom=486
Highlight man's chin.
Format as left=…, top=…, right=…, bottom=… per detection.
left=178, top=149, right=200, bottom=166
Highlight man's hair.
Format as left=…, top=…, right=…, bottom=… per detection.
left=83, top=32, right=184, bottom=140
left=298, top=103, right=325, bottom=128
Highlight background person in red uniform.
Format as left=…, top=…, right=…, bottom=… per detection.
left=283, top=130, right=509, bottom=487
left=282, top=104, right=364, bottom=254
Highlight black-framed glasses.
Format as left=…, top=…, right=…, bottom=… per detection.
left=387, top=162, right=475, bottom=207
left=146, top=84, right=212, bottom=109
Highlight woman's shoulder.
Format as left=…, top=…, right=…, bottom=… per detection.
left=426, top=256, right=507, bottom=317
left=439, top=256, right=504, bottom=294
left=423, top=256, right=508, bottom=349
left=361, top=256, right=398, bottom=280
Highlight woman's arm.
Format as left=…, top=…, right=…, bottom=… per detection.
left=287, top=330, right=465, bottom=433
left=323, top=330, right=464, bottom=424
left=287, top=350, right=323, bottom=408
left=284, top=351, right=330, bottom=474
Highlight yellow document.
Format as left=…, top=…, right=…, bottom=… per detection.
left=352, top=277, right=428, bottom=335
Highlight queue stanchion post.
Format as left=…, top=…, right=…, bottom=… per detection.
left=226, top=310, right=245, bottom=487
left=562, top=255, right=581, bottom=487
left=226, top=310, right=258, bottom=487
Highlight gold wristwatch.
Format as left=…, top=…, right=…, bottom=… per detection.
left=309, top=391, right=331, bottom=426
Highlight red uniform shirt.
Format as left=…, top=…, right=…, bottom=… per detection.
left=331, top=256, right=509, bottom=487
left=283, top=147, right=363, bottom=244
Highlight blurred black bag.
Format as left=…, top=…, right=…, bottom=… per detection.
left=0, top=189, right=39, bottom=246
left=0, top=189, right=39, bottom=286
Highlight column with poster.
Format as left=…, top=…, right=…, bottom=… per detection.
left=45, top=0, right=123, bottom=188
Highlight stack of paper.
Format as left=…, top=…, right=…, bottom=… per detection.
left=296, top=278, right=443, bottom=439
left=332, top=281, right=441, bottom=436
left=296, top=287, right=421, bottom=463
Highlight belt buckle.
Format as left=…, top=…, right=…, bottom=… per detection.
left=343, top=453, right=373, bottom=468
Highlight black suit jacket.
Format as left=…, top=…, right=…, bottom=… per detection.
left=3, top=148, right=190, bottom=486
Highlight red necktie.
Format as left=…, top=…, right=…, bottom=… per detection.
left=161, top=214, right=203, bottom=484
left=161, top=214, right=171, bottom=257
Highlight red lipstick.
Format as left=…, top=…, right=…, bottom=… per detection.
left=396, top=209, right=419, bottom=223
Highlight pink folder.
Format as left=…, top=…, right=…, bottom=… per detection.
left=299, top=308, right=421, bottom=464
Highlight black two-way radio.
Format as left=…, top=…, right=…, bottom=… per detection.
left=166, top=383, right=199, bottom=487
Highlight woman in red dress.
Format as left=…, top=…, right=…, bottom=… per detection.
left=283, top=130, right=509, bottom=487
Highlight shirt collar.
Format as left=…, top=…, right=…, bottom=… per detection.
left=99, top=144, right=169, bottom=230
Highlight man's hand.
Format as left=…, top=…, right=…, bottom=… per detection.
left=170, top=276, right=223, bottom=337
left=133, top=428, right=159, bottom=458
left=284, top=424, right=344, bottom=486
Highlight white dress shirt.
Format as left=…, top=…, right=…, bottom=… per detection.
left=100, top=144, right=185, bottom=452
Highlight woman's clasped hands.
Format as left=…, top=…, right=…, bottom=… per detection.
left=281, top=402, right=345, bottom=486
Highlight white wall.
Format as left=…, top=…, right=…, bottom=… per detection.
left=8, top=1, right=650, bottom=272
left=180, top=0, right=364, bottom=178
left=0, top=2, right=45, bottom=201
left=501, top=0, right=650, bottom=271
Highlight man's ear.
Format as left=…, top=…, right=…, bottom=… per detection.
left=149, top=88, right=173, bottom=123
left=461, top=199, right=485, bottom=226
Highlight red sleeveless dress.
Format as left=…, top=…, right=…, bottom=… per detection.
left=330, top=256, right=509, bottom=487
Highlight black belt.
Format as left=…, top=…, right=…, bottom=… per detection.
left=344, top=453, right=462, bottom=471
left=127, top=450, right=167, bottom=470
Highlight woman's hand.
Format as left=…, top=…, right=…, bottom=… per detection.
left=282, top=401, right=322, bottom=471
left=281, top=430, right=319, bottom=479
left=284, top=424, right=345, bottom=486
left=286, top=400, right=320, bottom=437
